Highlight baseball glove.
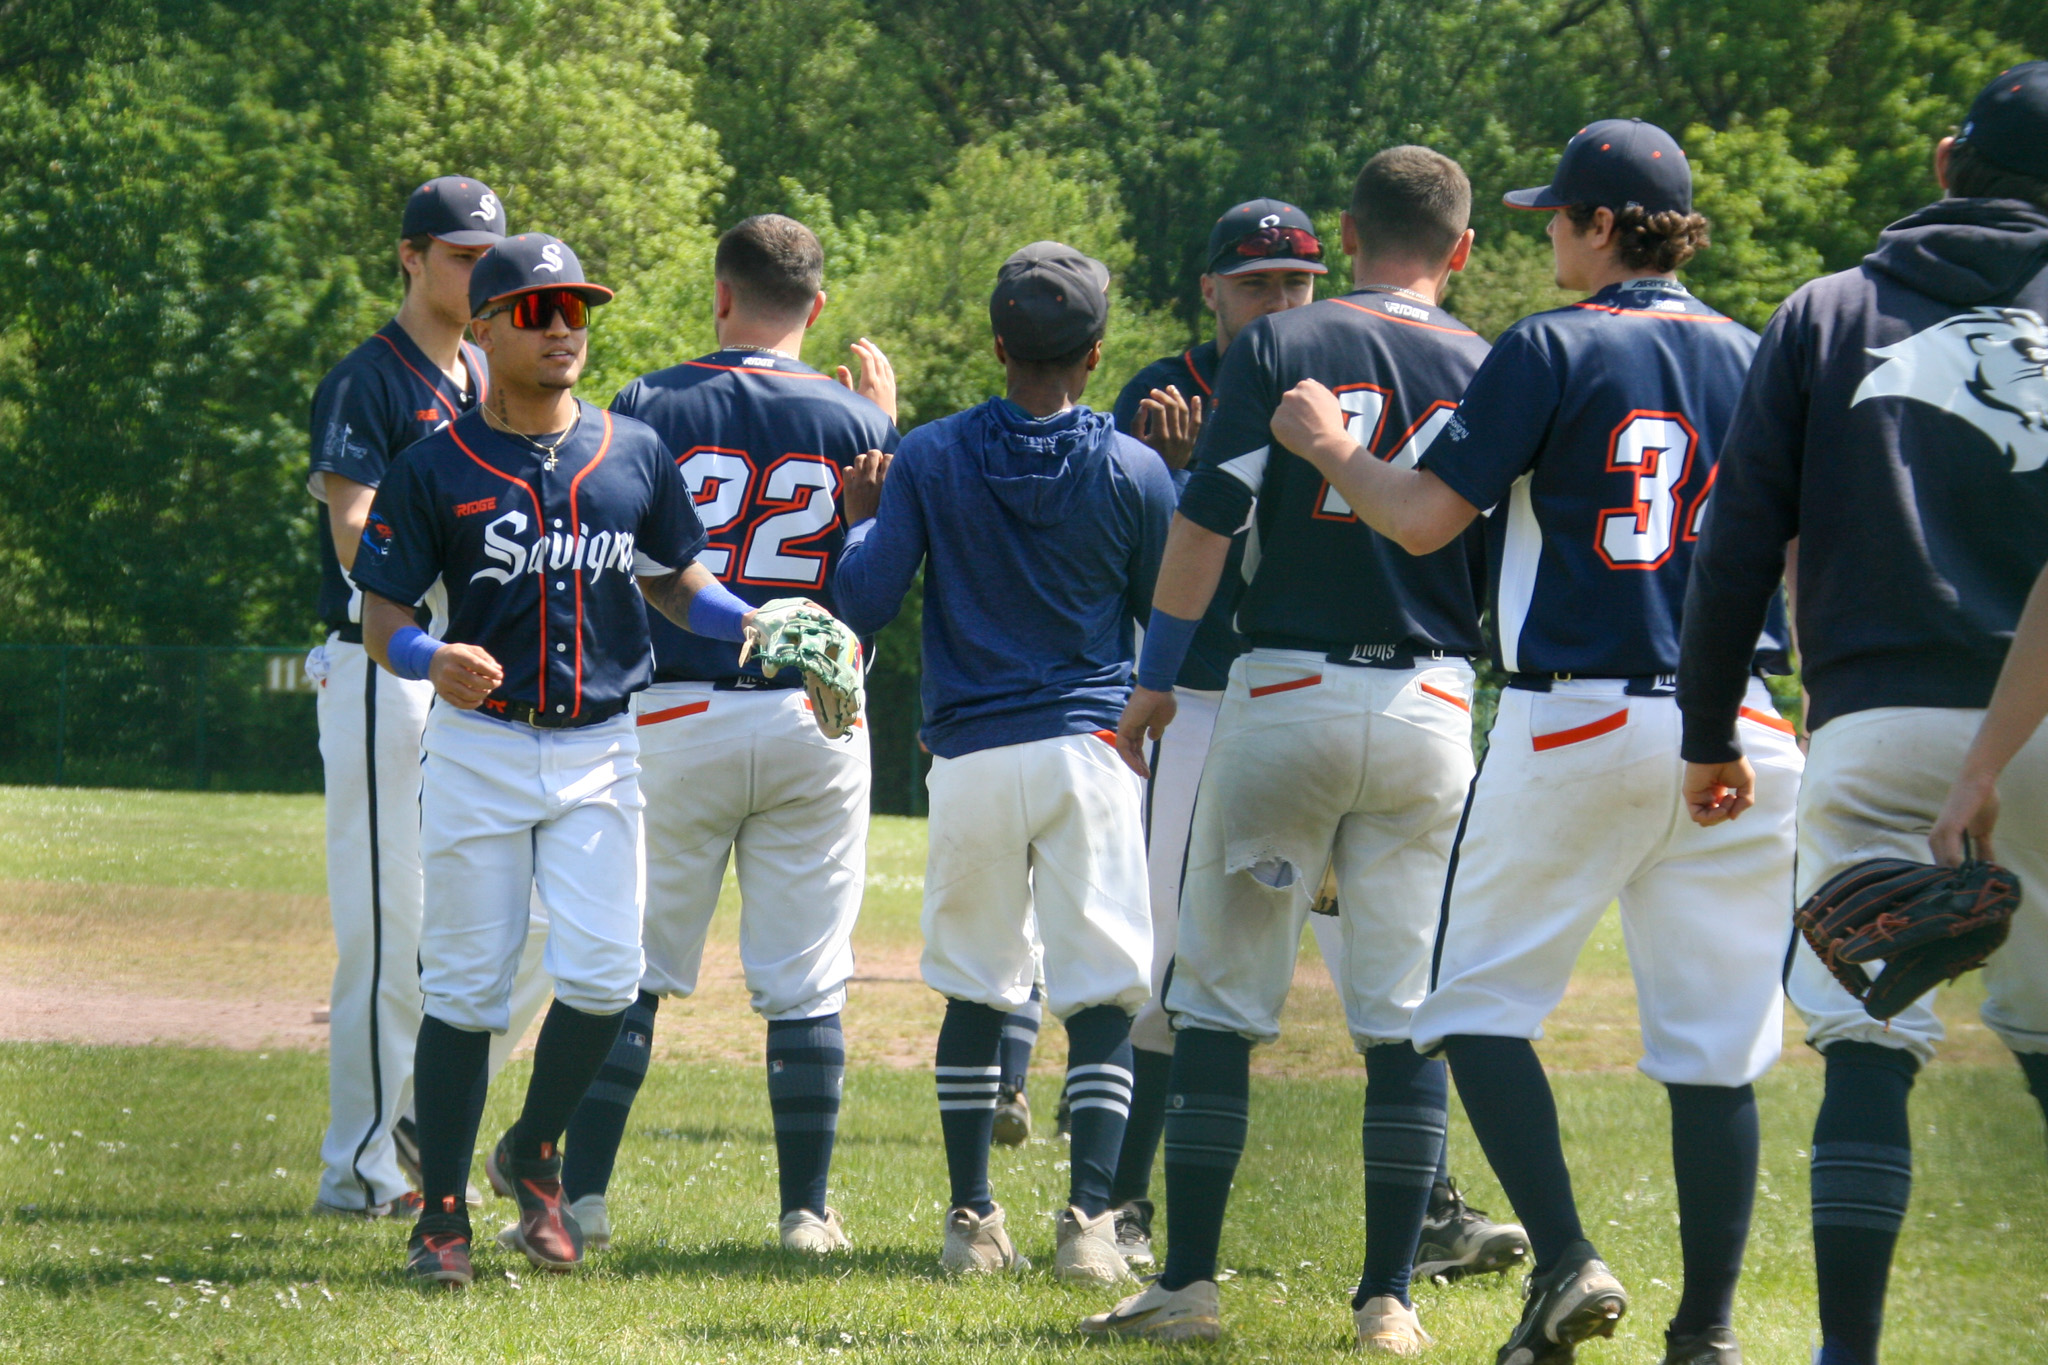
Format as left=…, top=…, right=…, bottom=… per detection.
left=1794, top=857, right=2020, bottom=1020
left=740, top=597, right=864, bottom=740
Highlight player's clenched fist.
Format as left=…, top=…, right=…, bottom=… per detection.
left=1114, top=684, right=1178, bottom=779
left=1269, top=378, right=1354, bottom=470
left=428, top=643, right=503, bottom=710
left=1683, top=758, right=1755, bottom=827
left=842, top=448, right=892, bottom=524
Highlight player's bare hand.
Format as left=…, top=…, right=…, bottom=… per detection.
left=1135, top=386, right=1204, bottom=471
left=843, top=449, right=892, bottom=524
left=1931, top=771, right=2000, bottom=867
left=1684, top=758, right=1755, bottom=826
left=1115, top=685, right=1178, bottom=779
left=1271, top=379, right=1354, bottom=471
left=429, top=643, right=503, bottom=710
left=836, top=338, right=897, bottom=424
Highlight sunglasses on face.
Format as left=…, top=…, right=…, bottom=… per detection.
left=479, top=288, right=590, bottom=330
left=1227, top=224, right=1323, bottom=263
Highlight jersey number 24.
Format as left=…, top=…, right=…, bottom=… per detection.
left=676, top=448, right=843, bottom=588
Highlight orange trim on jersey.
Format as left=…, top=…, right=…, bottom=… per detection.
left=446, top=422, right=548, bottom=713
left=1418, top=681, right=1470, bottom=712
left=564, top=410, right=615, bottom=717
left=1248, top=674, right=1322, bottom=698
left=1571, top=301, right=1733, bottom=322
left=373, top=331, right=481, bottom=417
left=683, top=359, right=836, bottom=379
left=1532, top=707, right=1628, bottom=751
left=638, top=700, right=710, bottom=725
left=1180, top=350, right=1214, bottom=399
left=1329, top=296, right=1479, bottom=336
left=1739, top=705, right=1795, bottom=735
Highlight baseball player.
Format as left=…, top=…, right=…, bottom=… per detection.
left=350, top=233, right=734, bottom=1287
left=1286, top=123, right=1801, bottom=1365
left=1680, top=66, right=2048, bottom=1365
left=834, top=242, right=1177, bottom=1283
left=305, top=176, right=550, bottom=1218
left=1085, top=148, right=1526, bottom=1351
left=553, top=214, right=898, bottom=1255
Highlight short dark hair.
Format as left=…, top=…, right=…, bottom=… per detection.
left=1564, top=202, right=1712, bottom=273
left=1948, top=137, right=2048, bottom=213
left=1349, top=146, right=1471, bottom=262
left=399, top=233, right=435, bottom=293
left=1004, top=333, right=1102, bottom=376
left=715, top=214, right=824, bottom=317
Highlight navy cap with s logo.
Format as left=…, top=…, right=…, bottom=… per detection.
left=401, top=176, right=509, bottom=246
left=467, top=234, right=617, bottom=318
left=1956, top=62, right=2048, bottom=180
left=1205, top=198, right=1327, bottom=277
left=1505, top=119, right=1692, bottom=216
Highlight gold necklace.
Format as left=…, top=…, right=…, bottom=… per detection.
left=483, top=393, right=580, bottom=471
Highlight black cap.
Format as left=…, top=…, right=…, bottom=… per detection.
left=989, top=242, right=1111, bottom=361
left=1205, top=198, right=1328, bottom=277
left=467, top=234, right=616, bottom=318
left=1505, top=119, right=1691, bottom=215
left=1956, top=62, right=2048, bottom=180
left=401, top=176, right=508, bottom=245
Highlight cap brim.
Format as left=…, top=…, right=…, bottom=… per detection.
left=1213, top=256, right=1329, bottom=277
left=479, top=281, right=616, bottom=309
left=432, top=229, right=507, bottom=246
left=1502, top=185, right=1569, bottom=210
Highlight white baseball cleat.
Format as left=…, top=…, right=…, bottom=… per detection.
left=1077, top=1277, right=1222, bottom=1341
left=1355, top=1295, right=1434, bottom=1356
left=1054, top=1205, right=1137, bottom=1285
left=779, top=1206, right=851, bottom=1254
left=568, top=1194, right=610, bottom=1251
left=1112, top=1198, right=1155, bottom=1265
left=939, top=1203, right=1029, bottom=1273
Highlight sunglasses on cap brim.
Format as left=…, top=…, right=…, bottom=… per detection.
left=1221, top=224, right=1322, bottom=265
left=477, top=288, right=594, bottom=330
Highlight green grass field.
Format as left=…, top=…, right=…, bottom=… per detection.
left=1, top=787, right=2045, bottom=1363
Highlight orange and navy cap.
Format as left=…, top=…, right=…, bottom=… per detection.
left=467, top=234, right=616, bottom=318
left=1956, top=62, right=2048, bottom=180
left=1505, top=119, right=1691, bottom=216
left=1205, top=199, right=1327, bottom=277
left=401, top=176, right=508, bottom=246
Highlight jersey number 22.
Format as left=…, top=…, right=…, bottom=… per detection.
left=676, top=448, right=843, bottom=588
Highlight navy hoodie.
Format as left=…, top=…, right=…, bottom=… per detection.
left=1679, top=198, right=2048, bottom=763
left=834, top=398, right=1177, bottom=758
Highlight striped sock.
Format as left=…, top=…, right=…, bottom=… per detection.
left=1357, top=1044, right=1449, bottom=1307
left=1108, top=1045, right=1174, bottom=1206
left=935, top=999, right=1006, bottom=1216
left=1812, top=1042, right=1918, bottom=1365
left=1000, top=985, right=1042, bottom=1094
left=767, top=1014, right=845, bottom=1217
left=1063, top=1005, right=1135, bottom=1217
left=1159, top=1027, right=1252, bottom=1291
left=562, top=990, right=658, bottom=1202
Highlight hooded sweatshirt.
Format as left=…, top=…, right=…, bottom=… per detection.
left=1678, top=198, right=2048, bottom=763
left=833, top=397, right=1177, bottom=758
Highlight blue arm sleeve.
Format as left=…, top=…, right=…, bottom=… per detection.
left=386, top=626, right=444, bottom=681
left=687, top=578, right=752, bottom=642
left=1136, top=609, right=1201, bottom=691
left=831, top=446, right=928, bottom=636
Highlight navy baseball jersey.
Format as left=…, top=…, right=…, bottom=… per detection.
left=1180, top=289, right=1492, bottom=655
left=610, top=349, right=898, bottom=684
left=1419, top=279, right=1758, bottom=677
left=350, top=401, right=708, bottom=719
left=308, top=322, right=488, bottom=629
left=1112, top=342, right=1249, bottom=692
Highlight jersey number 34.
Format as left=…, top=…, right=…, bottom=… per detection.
left=676, top=448, right=843, bottom=588
left=1596, top=411, right=1711, bottom=571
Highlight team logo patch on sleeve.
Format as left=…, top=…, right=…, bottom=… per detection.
left=360, top=511, right=395, bottom=559
left=1852, top=307, right=2048, bottom=472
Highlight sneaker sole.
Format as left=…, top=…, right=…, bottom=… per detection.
left=1118, top=1242, right=1156, bottom=1266
left=1417, top=1230, right=1530, bottom=1283
left=1082, top=1313, right=1222, bottom=1342
left=408, top=1266, right=472, bottom=1289
left=496, top=1223, right=581, bottom=1273
left=1550, top=1290, right=1627, bottom=1347
left=991, top=1115, right=1030, bottom=1147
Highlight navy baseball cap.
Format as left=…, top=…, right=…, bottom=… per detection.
left=468, top=234, right=616, bottom=318
left=1955, top=62, right=2048, bottom=179
left=1206, top=198, right=1327, bottom=277
left=1505, top=119, right=1692, bottom=215
left=401, top=176, right=508, bottom=245
left=989, top=242, right=1111, bottom=361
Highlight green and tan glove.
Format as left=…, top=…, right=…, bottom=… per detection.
left=740, top=597, right=865, bottom=739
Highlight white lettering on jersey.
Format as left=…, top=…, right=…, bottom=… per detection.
left=1851, top=307, right=2048, bottom=473
left=1597, top=413, right=1696, bottom=569
left=533, top=243, right=566, bottom=275
left=470, top=508, right=634, bottom=585
left=1384, top=301, right=1430, bottom=321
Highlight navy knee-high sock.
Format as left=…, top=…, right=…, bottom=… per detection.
left=935, top=999, right=1007, bottom=1215
left=1443, top=1035, right=1585, bottom=1272
left=1063, top=1005, right=1135, bottom=1217
left=1356, top=1045, right=1449, bottom=1308
left=510, top=1000, right=625, bottom=1160
left=1000, top=985, right=1042, bottom=1094
left=562, top=990, right=658, bottom=1201
left=1159, top=1027, right=1252, bottom=1291
left=413, top=1014, right=491, bottom=1221
left=1812, top=1041, right=1918, bottom=1365
left=2015, top=1050, right=2048, bottom=1148
left=1667, top=1083, right=1759, bottom=1336
left=1109, top=1046, right=1174, bottom=1206
left=768, top=1014, right=845, bottom=1216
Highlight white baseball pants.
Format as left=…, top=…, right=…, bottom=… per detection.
left=1789, top=704, right=2048, bottom=1063
left=1414, top=680, right=1801, bottom=1087
left=310, top=639, right=549, bottom=1210
left=633, top=682, right=867, bottom=1020
left=1168, top=652, right=1478, bottom=1049
left=922, top=730, right=1151, bottom=1019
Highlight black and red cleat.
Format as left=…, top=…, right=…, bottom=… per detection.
left=490, top=1131, right=584, bottom=1272
left=406, top=1199, right=474, bottom=1289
